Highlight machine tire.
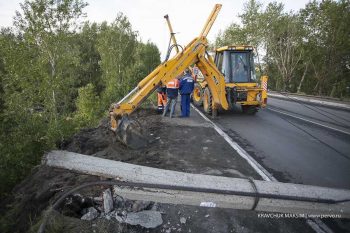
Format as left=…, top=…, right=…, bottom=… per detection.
left=203, top=87, right=213, bottom=115
left=192, top=83, right=204, bottom=107
left=242, top=105, right=258, bottom=115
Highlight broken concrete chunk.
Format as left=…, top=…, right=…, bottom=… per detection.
left=103, top=188, right=114, bottom=213
left=180, top=217, right=186, bottom=224
left=81, top=207, right=99, bottom=221
left=124, top=210, right=163, bottom=228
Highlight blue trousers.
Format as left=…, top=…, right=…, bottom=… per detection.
left=181, top=94, right=191, bottom=117
left=163, top=97, right=177, bottom=118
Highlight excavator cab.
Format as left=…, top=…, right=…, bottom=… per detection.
left=215, top=46, right=256, bottom=83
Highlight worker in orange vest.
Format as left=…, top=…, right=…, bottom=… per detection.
left=163, top=78, right=180, bottom=118
left=157, top=86, right=167, bottom=114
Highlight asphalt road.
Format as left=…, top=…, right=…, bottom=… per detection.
left=211, top=97, right=350, bottom=190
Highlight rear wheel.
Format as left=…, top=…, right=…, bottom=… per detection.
left=203, top=87, right=213, bottom=115
left=193, top=83, right=203, bottom=107
left=242, top=105, right=258, bottom=115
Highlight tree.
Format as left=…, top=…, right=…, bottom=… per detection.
left=215, top=23, right=246, bottom=47
left=0, top=0, right=88, bottom=200
left=97, top=13, right=138, bottom=107
left=300, top=0, right=350, bottom=97
left=14, top=0, right=88, bottom=127
left=262, top=3, right=304, bottom=91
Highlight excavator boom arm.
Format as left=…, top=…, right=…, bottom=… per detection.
left=110, top=4, right=227, bottom=131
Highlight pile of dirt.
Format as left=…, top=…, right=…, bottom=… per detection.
left=0, top=108, right=315, bottom=233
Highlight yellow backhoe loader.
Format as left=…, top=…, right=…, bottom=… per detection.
left=109, top=4, right=268, bottom=146
left=192, top=45, right=268, bottom=115
left=163, top=13, right=268, bottom=115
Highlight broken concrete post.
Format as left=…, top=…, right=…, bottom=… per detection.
left=44, top=151, right=350, bottom=218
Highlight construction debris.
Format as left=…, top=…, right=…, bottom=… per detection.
left=123, top=210, right=163, bottom=228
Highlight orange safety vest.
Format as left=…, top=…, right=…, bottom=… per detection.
left=166, top=79, right=179, bottom=89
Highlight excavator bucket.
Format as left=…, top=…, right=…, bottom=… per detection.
left=111, top=114, right=147, bottom=149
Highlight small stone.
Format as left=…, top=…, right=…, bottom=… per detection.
left=103, top=188, right=114, bottom=213
left=205, top=214, right=209, bottom=218
left=165, top=229, right=171, bottom=233
left=81, top=207, right=99, bottom=221
left=180, top=217, right=186, bottom=224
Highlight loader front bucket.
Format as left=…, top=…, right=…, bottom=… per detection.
left=111, top=115, right=147, bottom=149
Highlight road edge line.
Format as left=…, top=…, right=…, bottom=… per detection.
left=191, top=104, right=333, bottom=233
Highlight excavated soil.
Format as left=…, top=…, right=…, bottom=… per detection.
left=0, top=108, right=315, bottom=233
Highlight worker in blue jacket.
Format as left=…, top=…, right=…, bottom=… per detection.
left=179, top=68, right=194, bottom=117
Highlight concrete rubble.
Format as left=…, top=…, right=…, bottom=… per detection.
left=123, top=210, right=163, bottom=228
left=64, top=186, right=164, bottom=229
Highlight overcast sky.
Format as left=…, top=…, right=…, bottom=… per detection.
left=0, top=0, right=310, bottom=58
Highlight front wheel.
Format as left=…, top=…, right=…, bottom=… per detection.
left=203, top=87, right=213, bottom=115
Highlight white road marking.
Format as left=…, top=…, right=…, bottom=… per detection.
left=191, top=104, right=334, bottom=233
left=268, top=107, right=350, bottom=136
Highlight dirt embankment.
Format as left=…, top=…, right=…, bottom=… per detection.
left=0, top=108, right=313, bottom=233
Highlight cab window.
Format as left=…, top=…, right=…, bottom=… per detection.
left=230, top=52, right=250, bottom=82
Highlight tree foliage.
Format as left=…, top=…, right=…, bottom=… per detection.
left=0, top=0, right=161, bottom=203
left=215, top=0, right=350, bottom=97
